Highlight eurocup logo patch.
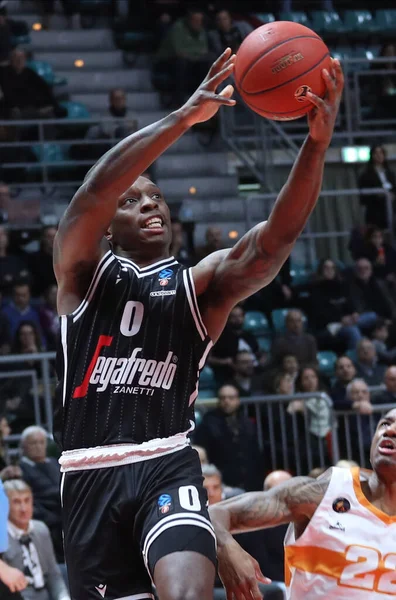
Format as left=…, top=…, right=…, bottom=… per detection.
left=294, top=84, right=311, bottom=102
left=158, top=268, right=173, bottom=287
left=158, top=493, right=173, bottom=515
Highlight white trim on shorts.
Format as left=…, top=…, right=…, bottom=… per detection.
left=115, top=595, right=155, bottom=600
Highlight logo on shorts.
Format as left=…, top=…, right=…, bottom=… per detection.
left=294, top=84, right=311, bottom=102
left=158, top=493, right=173, bottom=515
left=332, top=497, right=351, bottom=513
left=95, top=584, right=107, bottom=598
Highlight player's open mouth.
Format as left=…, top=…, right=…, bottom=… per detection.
left=142, top=217, right=164, bottom=231
left=379, top=439, right=396, bottom=455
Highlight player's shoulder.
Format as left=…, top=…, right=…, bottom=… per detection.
left=286, top=469, right=332, bottom=509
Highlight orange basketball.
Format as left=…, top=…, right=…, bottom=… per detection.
left=234, top=21, right=332, bottom=121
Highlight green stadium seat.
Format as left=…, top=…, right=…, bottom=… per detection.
left=61, top=101, right=91, bottom=119
left=252, top=13, right=276, bottom=24
left=290, top=266, right=311, bottom=285
left=114, top=31, right=155, bottom=51
left=317, top=351, right=337, bottom=376
left=244, top=311, right=270, bottom=336
left=332, top=46, right=353, bottom=62
left=257, top=336, right=272, bottom=353
left=343, top=10, right=380, bottom=33
left=346, top=349, right=357, bottom=363
left=32, top=143, right=66, bottom=163
left=279, top=12, right=312, bottom=28
left=271, top=308, right=307, bottom=333
left=197, top=389, right=216, bottom=401
left=311, top=11, right=346, bottom=34
left=199, top=365, right=215, bottom=390
left=28, top=60, right=67, bottom=86
left=375, top=9, right=396, bottom=34
left=11, top=34, right=31, bottom=46
left=353, top=47, right=377, bottom=71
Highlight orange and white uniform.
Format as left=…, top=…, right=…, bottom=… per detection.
left=284, top=467, right=396, bottom=598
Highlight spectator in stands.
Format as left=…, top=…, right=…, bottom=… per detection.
left=0, top=48, right=67, bottom=120
left=12, top=321, right=44, bottom=367
left=354, top=338, right=386, bottom=386
left=358, top=226, right=396, bottom=289
left=194, top=384, right=262, bottom=490
left=208, top=304, right=259, bottom=383
left=263, top=470, right=292, bottom=490
left=0, top=296, right=11, bottom=356
left=358, top=145, right=395, bottom=229
left=287, top=366, right=331, bottom=462
left=273, top=372, right=294, bottom=396
left=85, top=88, right=137, bottom=146
left=0, top=0, right=29, bottom=66
left=374, top=366, right=396, bottom=405
left=280, top=354, right=299, bottom=386
left=0, top=182, right=10, bottom=223
left=28, top=226, right=57, bottom=298
left=341, top=379, right=374, bottom=464
left=191, top=444, right=208, bottom=465
left=208, top=9, right=252, bottom=57
left=330, top=355, right=357, bottom=409
left=271, top=309, right=317, bottom=367
left=154, top=8, right=211, bottom=106
left=39, top=285, right=59, bottom=351
left=0, top=476, right=27, bottom=599
left=370, top=318, right=396, bottom=365
left=303, top=258, right=362, bottom=351
left=227, top=350, right=264, bottom=397
left=244, top=257, right=293, bottom=318
left=169, top=218, right=195, bottom=267
left=0, top=226, right=29, bottom=296
left=346, top=258, right=396, bottom=323
left=195, top=225, right=224, bottom=262
left=202, top=464, right=244, bottom=505
left=0, top=415, right=10, bottom=471
left=19, top=426, right=63, bottom=564
left=2, top=285, right=41, bottom=341
left=37, top=0, right=81, bottom=30
left=3, top=479, right=70, bottom=600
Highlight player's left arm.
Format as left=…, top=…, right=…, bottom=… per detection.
left=194, top=59, right=344, bottom=342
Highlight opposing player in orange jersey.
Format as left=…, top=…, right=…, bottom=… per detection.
left=210, top=408, right=396, bottom=599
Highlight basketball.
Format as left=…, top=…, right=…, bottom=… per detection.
left=234, top=21, right=332, bottom=121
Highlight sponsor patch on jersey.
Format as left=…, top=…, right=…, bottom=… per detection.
left=329, top=521, right=345, bottom=532
left=158, top=493, right=173, bottom=516
left=158, top=268, right=173, bottom=287
left=150, top=290, right=176, bottom=297
left=332, top=497, right=351, bottom=513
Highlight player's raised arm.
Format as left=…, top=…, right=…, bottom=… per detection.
left=209, top=474, right=330, bottom=600
left=194, top=59, right=343, bottom=342
left=53, top=50, right=236, bottom=295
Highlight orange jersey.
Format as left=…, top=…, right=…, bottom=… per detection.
left=284, top=467, right=396, bottom=598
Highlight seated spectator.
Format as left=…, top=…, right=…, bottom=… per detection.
left=358, top=144, right=395, bottom=229
left=194, top=384, right=262, bottom=490
left=202, top=463, right=244, bottom=505
left=371, top=44, right=396, bottom=121
left=12, top=321, right=44, bottom=366
left=273, top=372, right=294, bottom=396
left=271, top=309, right=318, bottom=367
left=0, top=226, right=30, bottom=296
left=279, top=354, right=299, bottom=389
left=208, top=304, right=259, bottom=384
left=154, top=8, right=211, bottom=106
left=195, top=225, right=224, bottom=262
left=340, top=379, right=375, bottom=465
left=354, top=338, right=386, bottom=386
left=28, top=226, right=57, bottom=298
left=0, top=0, right=29, bottom=66
left=19, top=426, right=63, bottom=563
left=374, top=366, right=396, bottom=404
left=0, top=415, right=10, bottom=470
left=287, top=366, right=331, bottom=467
left=358, top=226, right=396, bottom=287
left=39, top=285, right=59, bottom=351
left=37, top=0, right=81, bottom=30
left=303, top=258, right=361, bottom=351
left=346, top=258, right=396, bottom=323
left=169, top=218, right=195, bottom=267
left=208, top=9, right=252, bottom=56
left=227, top=350, right=266, bottom=397
left=330, top=355, right=357, bottom=409
left=0, top=477, right=28, bottom=599
left=370, top=319, right=396, bottom=365
left=2, top=479, right=70, bottom=600
left=244, top=257, right=293, bottom=318
left=263, top=470, right=292, bottom=490
left=2, top=284, right=41, bottom=341
left=191, top=444, right=208, bottom=466
left=0, top=48, right=67, bottom=120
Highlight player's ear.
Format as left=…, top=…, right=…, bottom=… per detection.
left=105, top=227, right=113, bottom=244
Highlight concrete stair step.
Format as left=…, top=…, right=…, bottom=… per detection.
left=72, top=92, right=161, bottom=112
left=61, top=69, right=152, bottom=93
left=30, top=29, right=115, bottom=51
left=33, top=50, right=125, bottom=70
left=156, top=153, right=228, bottom=177
left=157, top=176, right=238, bottom=200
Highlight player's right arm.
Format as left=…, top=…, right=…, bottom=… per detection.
left=54, top=49, right=236, bottom=313
left=209, top=472, right=331, bottom=600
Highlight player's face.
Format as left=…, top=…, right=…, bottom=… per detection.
left=371, top=409, right=396, bottom=474
left=110, top=177, right=171, bottom=254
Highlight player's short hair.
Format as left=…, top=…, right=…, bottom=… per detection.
left=3, top=479, right=32, bottom=496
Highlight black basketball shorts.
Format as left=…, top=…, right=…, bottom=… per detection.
left=61, top=446, right=217, bottom=600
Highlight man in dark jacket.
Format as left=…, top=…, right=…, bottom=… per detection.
left=271, top=309, right=317, bottom=367
left=193, top=384, right=262, bottom=491
left=330, top=355, right=357, bottom=409
left=346, top=258, right=396, bottom=322
left=374, top=366, right=396, bottom=404
left=19, top=426, right=63, bottom=563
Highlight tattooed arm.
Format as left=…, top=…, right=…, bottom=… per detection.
left=209, top=472, right=331, bottom=600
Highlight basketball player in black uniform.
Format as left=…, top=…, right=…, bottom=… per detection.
left=53, top=49, right=343, bottom=600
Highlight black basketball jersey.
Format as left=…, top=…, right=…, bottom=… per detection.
left=53, top=250, right=212, bottom=452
